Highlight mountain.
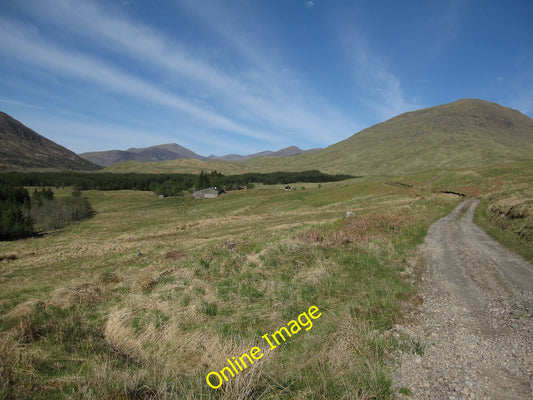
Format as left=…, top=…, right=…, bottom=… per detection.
left=0, top=112, right=101, bottom=171
left=81, top=143, right=319, bottom=167
left=291, top=98, right=533, bottom=175
left=103, top=99, right=533, bottom=175
left=79, top=143, right=204, bottom=167
left=206, top=146, right=320, bottom=161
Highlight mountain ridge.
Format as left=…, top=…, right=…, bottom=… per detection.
left=80, top=144, right=320, bottom=167
left=0, top=112, right=101, bottom=171
left=80, top=143, right=204, bottom=167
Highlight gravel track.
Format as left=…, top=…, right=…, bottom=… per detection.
left=394, top=199, right=533, bottom=399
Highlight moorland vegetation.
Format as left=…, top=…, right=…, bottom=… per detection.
left=1, top=161, right=531, bottom=399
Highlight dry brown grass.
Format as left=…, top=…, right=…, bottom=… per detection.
left=300, top=213, right=416, bottom=246
left=0, top=333, right=38, bottom=397
left=104, top=302, right=273, bottom=400
left=49, top=283, right=110, bottom=308
left=165, top=249, right=186, bottom=260
left=319, top=314, right=365, bottom=371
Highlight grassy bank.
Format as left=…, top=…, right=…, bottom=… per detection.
left=472, top=162, right=533, bottom=263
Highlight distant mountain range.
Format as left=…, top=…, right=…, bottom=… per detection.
left=78, top=143, right=203, bottom=167
left=79, top=144, right=320, bottom=167
left=104, top=98, right=533, bottom=176
left=2, top=98, right=532, bottom=174
left=0, top=112, right=100, bottom=171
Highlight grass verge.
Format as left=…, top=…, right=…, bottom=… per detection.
left=474, top=198, right=533, bottom=263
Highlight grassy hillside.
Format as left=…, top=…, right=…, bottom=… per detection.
left=0, top=112, right=101, bottom=171
left=104, top=99, right=533, bottom=175
left=304, top=98, right=533, bottom=175
left=380, top=160, right=533, bottom=263
left=104, top=157, right=247, bottom=174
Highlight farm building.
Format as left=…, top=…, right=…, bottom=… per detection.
left=193, top=187, right=226, bottom=199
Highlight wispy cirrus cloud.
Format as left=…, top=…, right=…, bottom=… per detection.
left=4, top=0, right=358, bottom=151
left=424, top=0, right=466, bottom=59
left=340, top=28, right=419, bottom=121
left=0, top=17, right=272, bottom=143
left=177, top=0, right=361, bottom=139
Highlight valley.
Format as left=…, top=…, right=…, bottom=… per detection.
left=1, top=161, right=532, bottom=399
left=1, top=98, right=532, bottom=399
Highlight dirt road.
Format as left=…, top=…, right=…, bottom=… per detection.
left=394, top=199, right=533, bottom=399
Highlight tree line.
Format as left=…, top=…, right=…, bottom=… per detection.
left=0, top=170, right=354, bottom=197
left=0, top=183, right=33, bottom=240
left=0, top=170, right=354, bottom=240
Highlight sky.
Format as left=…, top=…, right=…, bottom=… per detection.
left=0, top=0, right=532, bottom=156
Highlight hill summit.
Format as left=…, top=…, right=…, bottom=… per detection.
left=80, top=143, right=203, bottom=167
left=311, top=98, right=533, bottom=174
left=0, top=112, right=100, bottom=171
left=235, top=98, right=533, bottom=175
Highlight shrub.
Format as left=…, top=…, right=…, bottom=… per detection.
left=0, top=184, right=33, bottom=240
left=29, top=197, right=94, bottom=231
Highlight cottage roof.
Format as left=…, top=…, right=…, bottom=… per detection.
left=195, top=188, right=219, bottom=195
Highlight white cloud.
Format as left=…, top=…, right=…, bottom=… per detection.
left=0, top=97, right=46, bottom=111
left=306, top=1, right=316, bottom=9
left=149, top=0, right=356, bottom=143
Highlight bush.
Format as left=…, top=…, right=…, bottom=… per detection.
left=32, top=188, right=54, bottom=205
left=0, top=184, right=33, bottom=240
left=29, top=197, right=94, bottom=231
left=0, top=205, right=33, bottom=240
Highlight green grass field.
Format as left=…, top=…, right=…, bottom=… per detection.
left=1, top=162, right=531, bottom=399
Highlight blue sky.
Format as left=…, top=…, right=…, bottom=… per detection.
left=0, top=0, right=532, bottom=156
